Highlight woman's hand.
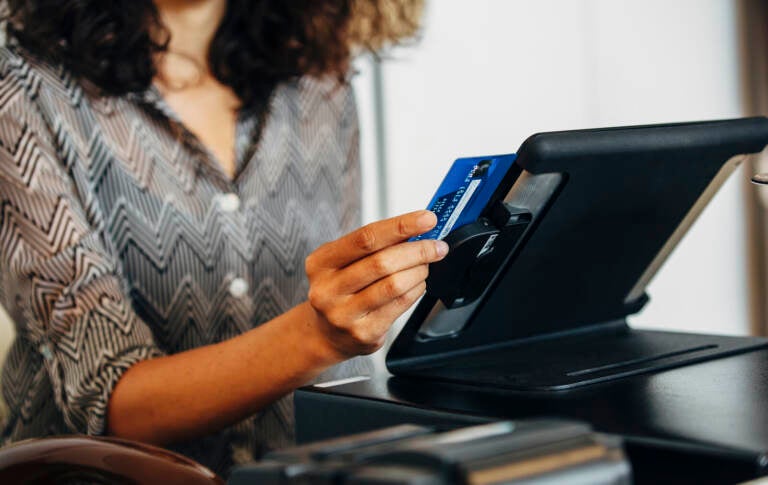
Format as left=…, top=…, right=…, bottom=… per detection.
left=305, top=210, right=449, bottom=357
left=109, top=210, right=447, bottom=445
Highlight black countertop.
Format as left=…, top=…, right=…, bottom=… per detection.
left=297, top=348, right=768, bottom=483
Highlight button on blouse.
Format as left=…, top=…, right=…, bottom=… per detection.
left=217, top=193, right=241, bottom=213
left=228, top=277, right=250, bottom=298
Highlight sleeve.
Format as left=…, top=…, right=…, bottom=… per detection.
left=0, top=69, right=165, bottom=435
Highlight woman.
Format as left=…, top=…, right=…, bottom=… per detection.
left=0, top=0, right=446, bottom=476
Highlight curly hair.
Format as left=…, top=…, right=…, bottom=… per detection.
left=3, top=0, right=423, bottom=108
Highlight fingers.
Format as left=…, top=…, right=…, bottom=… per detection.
left=334, top=238, right=448, bottom=294
left=308, top=275, right=427, bottom=357
left=305, top=210, right=443, bottom=358
left=359, top=280, right=427, bottom=337
left=350, top=265, right=430, bottom=318
left=307, top=210, right=437, bottom=271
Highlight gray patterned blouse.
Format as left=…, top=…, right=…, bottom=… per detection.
left=0, top=46, right=373, bottom=475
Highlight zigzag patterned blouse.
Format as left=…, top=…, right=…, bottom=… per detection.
left=0, top=46, right=373, bottom=475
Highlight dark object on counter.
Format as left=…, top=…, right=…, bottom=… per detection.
left=0, top=435, right=223, bottom=484
left=229, top=420, right=631, bottom=484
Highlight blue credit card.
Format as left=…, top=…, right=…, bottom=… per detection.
left=412, top=154, right=516, bottom=241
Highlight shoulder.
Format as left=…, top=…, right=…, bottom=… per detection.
left=273, top=74, right=357, bottom=124
left=0, top=45, right=96, bottom=128
left=0, top=45, right=73, bottom=98
left=0, top=45, right=88, bottom=137
left=0, top=45, right=111, bottom=152
left=0, top=46, right=38, bottom=100
left=0, top=45, right=31, bottom=76
left=0, top=47, right=55, bottom=137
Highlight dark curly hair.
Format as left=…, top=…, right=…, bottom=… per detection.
left=4, top=0, right=423, bottom=108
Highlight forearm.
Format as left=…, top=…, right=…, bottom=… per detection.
left=106, top=210, right=443, bottom=446
left=106, top=302, right=342, bottom=446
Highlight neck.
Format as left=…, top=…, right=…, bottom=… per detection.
left=154, top=0, right=227, bottom=69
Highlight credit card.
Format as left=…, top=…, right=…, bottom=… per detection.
left=412, top=154, right=516, bottom=241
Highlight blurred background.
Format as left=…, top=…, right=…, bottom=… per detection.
left=0, top=0, right=767, bottom=377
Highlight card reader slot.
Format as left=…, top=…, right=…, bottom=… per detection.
left=425, top=203, right=531, bottom=309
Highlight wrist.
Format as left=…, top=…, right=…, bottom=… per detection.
left=294, top=301, right=348, bottom=366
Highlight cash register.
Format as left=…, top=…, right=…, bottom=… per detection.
left=296, top=118, right=768, bottom=484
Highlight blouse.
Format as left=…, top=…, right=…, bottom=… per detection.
left=0, top=45, right=373, bottom=475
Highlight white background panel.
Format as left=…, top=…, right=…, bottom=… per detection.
left=374, top=0, right=747, bottom=336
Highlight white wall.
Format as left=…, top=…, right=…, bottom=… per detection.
left=373, top=0, right=748, bottom=335
left=352, top=56, right=384, bottom=225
